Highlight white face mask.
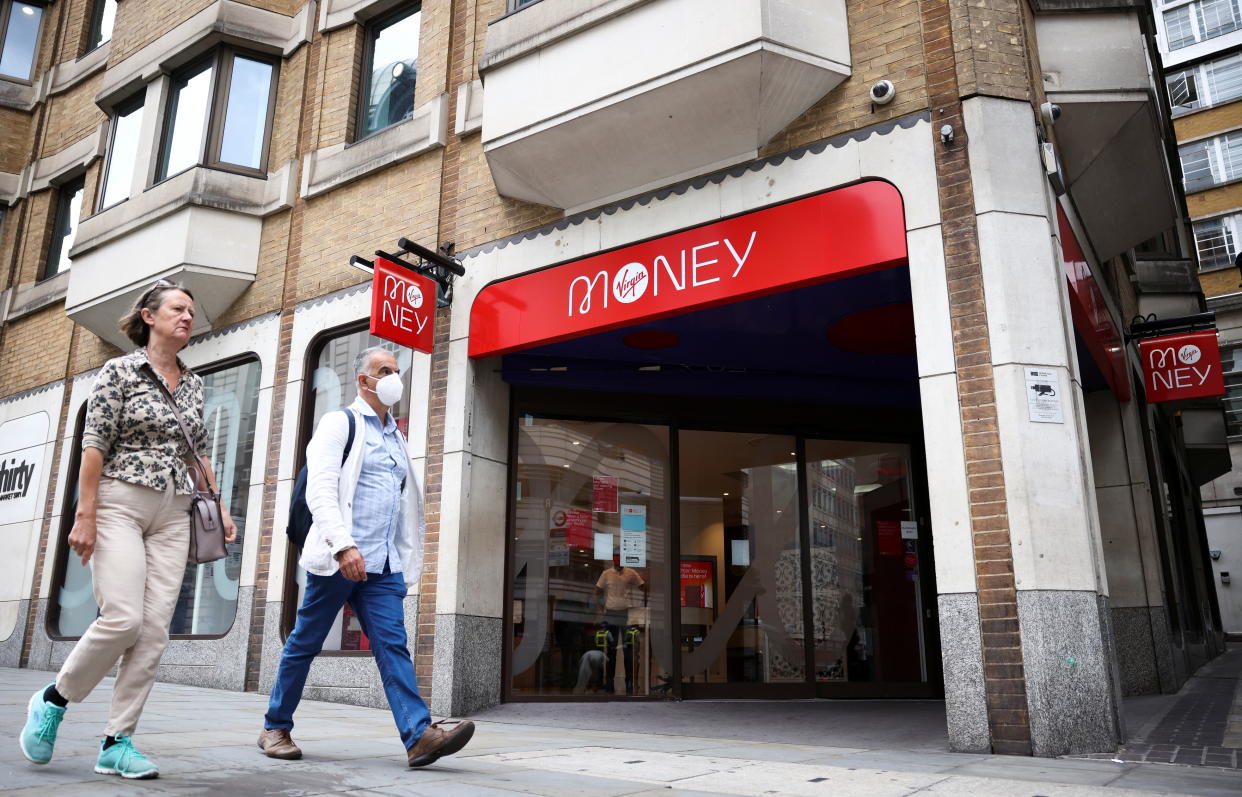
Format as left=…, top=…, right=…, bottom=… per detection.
left=364, top=372, right=404, bottom=407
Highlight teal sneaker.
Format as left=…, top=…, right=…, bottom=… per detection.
left=19, top=684, right=66, bottom=765
left=94, top=735, right=159, bottom=780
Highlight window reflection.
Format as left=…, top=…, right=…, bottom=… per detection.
left=54, top=358, right=263, bottom=639
left=360, top=5, right=420, bottom=139
left=100, top=97, right=144, bottom=209
left=160, top=60, right=214, bottom=180
left=0, top=2, right=42, bottom=81
left=219, top=56, right=273, bottom=169
left=45, top=177, right=83, bottom=279
left=510, top=417, right=671, bottom=696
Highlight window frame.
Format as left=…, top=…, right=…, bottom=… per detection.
left=42, top=175, right=84, bottom=281
left=1193, top=212, right=1242, bottom=271
left=46, top=353, right=263, bottom=642
left=354, top=3, right=422, bottom=143
left=86, top=0, right=115, bottom=53
left=98, top=91, right=145, bottom=212
left=156, top=46, right=280, bottom=183
left=0, top=0, right=46, bottom=85
left=1221, top=344, right=1242, bottom=439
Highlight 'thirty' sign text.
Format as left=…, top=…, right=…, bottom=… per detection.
left=468, top=180, right=908, bottom=358
left=0, top=457, right=34, bottom=501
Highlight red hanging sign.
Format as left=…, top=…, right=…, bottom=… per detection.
left=468, top=180, right=908, bottom=358
left=1139, top=331, right=1225, bottom=403
left=370, top=255, right=436, bottom=354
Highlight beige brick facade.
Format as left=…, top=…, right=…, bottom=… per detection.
left=39, top=75, right=105, bottom=159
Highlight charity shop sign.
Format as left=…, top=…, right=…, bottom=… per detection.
left=468, top=180, right=908, bottom=358
left=1139, top=331, right=1225, bottom=403
left=370, top=255, right=436, bottom=354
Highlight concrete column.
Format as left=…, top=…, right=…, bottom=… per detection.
left=963, top=96, right=1123, bottom=756
left=1085, top=391, right=1178, bottom=695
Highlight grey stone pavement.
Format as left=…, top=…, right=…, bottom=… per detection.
left=2, top=663, right=1242, bottom=797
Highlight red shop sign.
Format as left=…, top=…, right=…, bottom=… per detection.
left=468, top=180, right=908, bottom=358
left=370, top=255, right=436, bottom=354
left=1058, top=205, right=1129, bottom=402
left=1139, top=331, right=1225, bottom=403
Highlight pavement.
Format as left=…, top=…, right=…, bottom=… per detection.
left=1, top=658, right=1240, bottom=797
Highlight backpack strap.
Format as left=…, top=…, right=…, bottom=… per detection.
left=341, top=408, right=355, bottom=465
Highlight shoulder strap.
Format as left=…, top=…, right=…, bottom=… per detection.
left=341, top=409, right=355, bottom=464
left=140, top=363, right=207, bottom=489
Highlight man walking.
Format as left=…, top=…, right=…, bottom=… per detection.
left=259, top=346, right=473, bottom=767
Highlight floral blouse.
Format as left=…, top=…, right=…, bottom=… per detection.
left=81, top=348, right=207, bottom=495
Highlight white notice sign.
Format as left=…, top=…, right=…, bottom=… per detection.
left=594, top=532, right=613, bottom=560
left=900, top=521, right=918, bottom=540
left=1024, top=367, right=1064, bottom=424
left=620, top=529, right=646, bottom=567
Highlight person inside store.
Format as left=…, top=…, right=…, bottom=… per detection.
left=593, top=555, right=647, bottom=695
left=259, top=346, right=475, bottom=767
left=19, top=281, right=238, bottom=780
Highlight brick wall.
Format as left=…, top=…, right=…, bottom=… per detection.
left=1174, top=102, right=1242, bottom=143
left=919, top=0, right=1032, bottom=756
left=1186, top=182, right=1242, bottom=219
left=948, top=0, right=1030, bottom=102
left=12, top=189, right=53, bottom=285
left=313, top=26, right=362, bottom=149
left=0, top=108, right=35, bottom=175
left=0, top=308, right=74, bottom=395
left=107, top=0, right=214, bottom=66
left=1199, top=267, right=1242, bottom=297
left=269, top=46, right=307, bottom=167
left=39, top=75, right=106, bottom=158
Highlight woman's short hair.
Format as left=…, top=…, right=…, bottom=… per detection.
left=118, top=281, right=195, bottom=347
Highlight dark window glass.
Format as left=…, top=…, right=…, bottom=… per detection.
left=359, top=5, right=420, bottom=139
left=52, top=357, right=263, bottom=639
left=87, top=0, right=115, bottom=51
left=286, top=328, right=416, bottom=651
left=45, top=177, right=83, bottom=279
left=100, top=95, right=144, bottom=209
left=0, top=1, right=41, bottom=81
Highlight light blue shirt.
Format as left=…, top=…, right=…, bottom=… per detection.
left=351, top=405, right=408, bottom=574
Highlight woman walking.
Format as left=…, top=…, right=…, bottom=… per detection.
left=19, top=281, right=236, bottom=779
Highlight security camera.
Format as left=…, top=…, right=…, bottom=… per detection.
left=1040, top=101, right=1062, bottom=127
left=870, top=80, right=896, bottom=106
left=939, top=124, right=954, bottom=145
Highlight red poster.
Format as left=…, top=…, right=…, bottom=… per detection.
left=592, top=476, right=619, bottom=513
left=469, top=181, right=907, bottom=358
left=564, top=509, right=592, bottom=548
left=370, top=255, right=436, bottom=354
left=680, top=559, right=715, bottom=608
left=1139, top=331, right=1226, bottom=403
left=876, top=520, right=902, bottom=556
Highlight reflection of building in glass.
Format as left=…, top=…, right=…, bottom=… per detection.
left=807, top=456, right=864, bottom=681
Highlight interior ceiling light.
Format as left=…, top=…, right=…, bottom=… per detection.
left=854, top=483, right=883, bottom=494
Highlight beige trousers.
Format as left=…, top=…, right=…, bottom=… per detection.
left=56, top=477, right=189, bottom=737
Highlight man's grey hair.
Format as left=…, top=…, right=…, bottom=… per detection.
left=354, top=345, right=391, bottom=377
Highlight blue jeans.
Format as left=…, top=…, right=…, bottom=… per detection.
left=265, top=568, right=430, bottom=749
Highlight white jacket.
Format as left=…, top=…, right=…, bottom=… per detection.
left=298, top=398, right=425, bottom=580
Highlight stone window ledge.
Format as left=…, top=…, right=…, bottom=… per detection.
left=0, top=76, right=38, bottom=111
left=300, top=93, right=447, bottom=199
left=0, top=126, right=106, bottom=203
left=72, top=161, right=296, bottom=259
left=319, top=0, right=411, bottom=32
left=96, top=0, right=315, bottom=111
left=2, top=272, right=69, bottom=322
left=0, top=171, right=19, bottom=205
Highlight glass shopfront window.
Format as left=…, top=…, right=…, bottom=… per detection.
left=510, top=416, right=671, bottom=696
left=52, top=356, right=262, bottom=638
left=288, top=327, right=415, bottom=652
left=804, top=441, right=922, bottom=684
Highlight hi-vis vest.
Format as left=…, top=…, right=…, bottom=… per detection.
left=594, top=629, right=611, bottom=648
left=624, top=627, right=640, bottom=646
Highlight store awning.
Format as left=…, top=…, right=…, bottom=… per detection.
left=468, top=180, right=909, bottom=359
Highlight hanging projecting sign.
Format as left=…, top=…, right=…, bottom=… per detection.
left=370, top=255, right=436, bottom=354
left=468, top=180, right=908, bottom=358
left=1139, top=331, right=1225, bottom=403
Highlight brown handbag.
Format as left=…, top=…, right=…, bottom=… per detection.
left=141, top=363, right=227, bottom=564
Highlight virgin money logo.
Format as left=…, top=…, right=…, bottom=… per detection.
left=612, top=263, right=649, bottom=304
left=407, top=284, right=424, bottom=309
left=1178, top=344, right=1201, bottom=365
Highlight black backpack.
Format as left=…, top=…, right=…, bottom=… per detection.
left=286, top=410, right=355, bottom=549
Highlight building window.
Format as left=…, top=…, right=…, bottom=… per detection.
left=87, top=0, right=115, bottom=52
left=0, top=1, right=43, bottom=82
left=44, top=177, right=83, bottom=280
left=157, top=48, right=278, bottom=181
left=284, top=327, right=416, bottom=651
left=99, top=93, right=145, bottom=210
left=1174, top=53, right=1242, bottom=114
left=358, top=4, right=420, bottom=140
left=1194, top=214, right=1240, bottom=270
left=1222, top=346, right=1242, bottom=438
left=1166, top=0, right=1242, bottom=50
left=1180, top=131, right=1242, bottom=192
left=50, top=357, right=263, bottom=639
left=508, top=0, right=541, bottom=10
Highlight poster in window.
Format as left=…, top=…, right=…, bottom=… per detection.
left=680, top=556, right=716, bottom=609
left=592, top=476, right=619, bottom=512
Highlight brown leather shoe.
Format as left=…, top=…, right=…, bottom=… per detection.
left=406, top=720, right=476, bottom=767
left=258, top=728, right=302, bottom=760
